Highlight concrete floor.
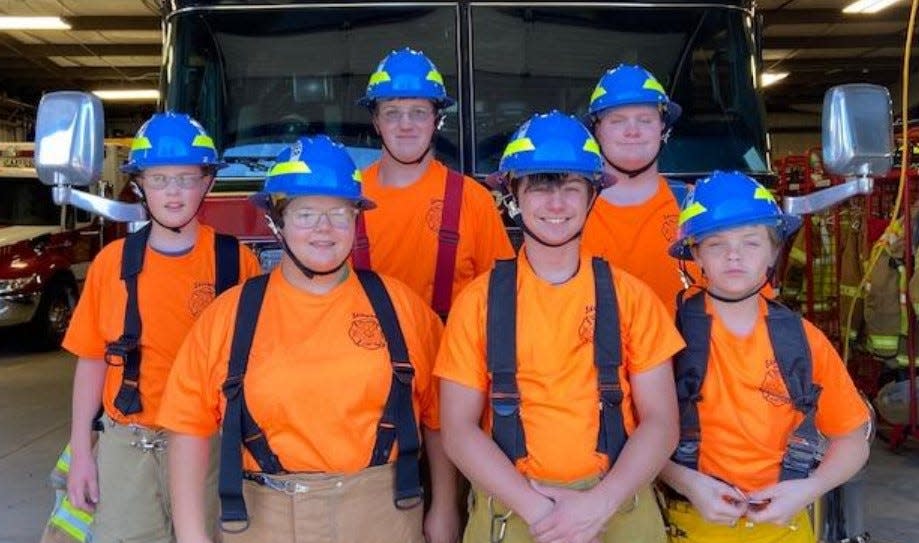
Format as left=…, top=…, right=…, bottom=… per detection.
left=1, top=336, right=918, bottom=543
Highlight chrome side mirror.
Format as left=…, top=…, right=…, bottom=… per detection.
left=822, top=83, right=893, bottom=177
left=35, top=91, right=146, bottom=223
left=35, top=91, right=104, bottom=188
left=782, top=84, right=891, bottom=216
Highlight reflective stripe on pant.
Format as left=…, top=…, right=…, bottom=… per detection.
left=224, top=464, right=423, bottom=543
left=464, top=483, right=667, bottom=543
left=93, top=416, right=221, bottom=543
left=665, top=499, right=815, bottom=543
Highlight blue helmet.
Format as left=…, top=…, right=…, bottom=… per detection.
left=497, top=111, right=604, bottom=185
left=669, top=171, right=802, bottom=260
left=358, top=47, right=454, bottom=109
left=588, top=64, right=681, bottom=127
left=251, top=135, right=376, bottom=210
left=121, top=112, right=225, bottom=173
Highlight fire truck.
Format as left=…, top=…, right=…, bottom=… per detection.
left=0, top=142, right=128, bottom=349
left=169, top=0, right=775, bottom=264
left=33, top=1, right=894, bottom=541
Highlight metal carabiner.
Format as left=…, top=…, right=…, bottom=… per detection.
left=487, top=495, right=513, bottom=543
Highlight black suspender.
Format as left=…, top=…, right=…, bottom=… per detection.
left=108, top=226, right=241, bottom=416
left=486, top=256, right=628, bottom=465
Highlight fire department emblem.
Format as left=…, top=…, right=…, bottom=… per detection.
left=578, top=306, right=596, bottom=345
left=662, top=214, right=678, bottom=242
left=425, top=199, right=444, bottom=232
left=349, top=313, right=386, bottom=350
left=759, top=359, right=791, bottom=406
left=188, top=282, right=216, bottom=317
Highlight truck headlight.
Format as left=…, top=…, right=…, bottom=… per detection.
left=0, top=274, right=38, bottom=295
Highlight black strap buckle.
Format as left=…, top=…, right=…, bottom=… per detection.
left=222, top=375, right=244, bottom=399
left=104, top=335, right=138, bottom=366
left=392, top=362, right=415, bottom=385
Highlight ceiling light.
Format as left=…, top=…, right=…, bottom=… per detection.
left=761, top=72, right=789, bottom=87
left=92, top=89, right=160, bottom=101
left=0, top=16, right=70, bottom=30
left=843, top=0, right=903, bottom=14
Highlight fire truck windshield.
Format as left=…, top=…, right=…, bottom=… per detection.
left=165, top=2, right=766, bottom=184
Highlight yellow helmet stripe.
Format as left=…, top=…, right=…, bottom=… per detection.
left=679, top=201, right=707, bottom=225
left=368, top=70, right=391, bottom=86
left=269, top=161, right=311, bottom=176
left=754, top=186, right=776, bottom=203
left=426, top=69, right=444, bottom=85
left=501, top=137, right=536, bottom=160
left=642, top=77, right=666, bottom=94
left=192, top=134, right=216, bottom=149
left=131, top=136, right=152, bottom=151
left=353, top=169, right=363, bottom=183
left=583, top=138, right=601, bottom=156
left=590, top=84, right=606, bottom=104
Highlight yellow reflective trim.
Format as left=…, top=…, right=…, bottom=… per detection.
left=754, top=186, right=777, bottom=203
left=839, top=284, right=861, bottom=298
left=49, top=517, right=87, bottom=543
left=583, top=138, right=600, bottom=156
left=368, top=70, right=391, bottom=86
left=426, top=70, right=444, bottom=85
left=501, top=137, right=535, bottom=159
left=352, top=169, right=362, bottom=183
left=790, top=246, right=807, bottom=263
left=269, top=161, right=311, bottom=176
left=678, top=201, right=707, bottom=225
left=192, top=134, right=215, bottom=149
left=590, top=85, right=606, bottom=104
left=61, top=499, right=93, bottom=524
left=130, top=136, right=152, bottom=151
left=642, top=77, right=666, bottom=94
left=867, top=335, right=899, bottom=350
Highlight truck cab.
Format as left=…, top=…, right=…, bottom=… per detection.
left=0, top=143, right=128, bottom=348
left=158, top=0, right=767, bottom=264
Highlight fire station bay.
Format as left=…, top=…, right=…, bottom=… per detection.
left=0, top=2, right=918, bottom=543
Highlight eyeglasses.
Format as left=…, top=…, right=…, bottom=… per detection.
left=377, top=107, right=436, bottom=124
left=285, top=206, right=359, bottom=229
left=139, top=173, right=207, bottom=190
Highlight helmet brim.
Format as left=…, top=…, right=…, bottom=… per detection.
left=249, top=191, right=377, bottom=211
left=120, top=159, right=228, bottom=174
left=668, top=214, right=803, bottom=261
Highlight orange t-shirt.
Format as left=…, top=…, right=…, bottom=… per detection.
left=156, top=268, right=443, bottom=474
left=582, top=177, right=698, bottom=316
left=694, top=296, right=869, bottom=492
left=62, top=225, right=262, bottom=428
left=434, top=249, right=685, bottom=483
left=360, top=159, right=514, bottom=308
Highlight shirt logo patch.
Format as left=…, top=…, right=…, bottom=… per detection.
left=349, top=313, right=386, bottom=350
left=425, top=199, right=443, bottom=233
left=662, top=213, right=678, bottom=242
left=188, top=282, right=216, bottom=317
left=759, top=359, right=791, bottom=406
left=578, top=306, right=596, bottom=345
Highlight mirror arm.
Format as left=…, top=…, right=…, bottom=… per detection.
left=51, top=174, right=147, bottom=223
left=782, top=174, right=874, bottom=216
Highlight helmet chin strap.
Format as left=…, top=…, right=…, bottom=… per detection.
left=134, top=181, right=208, bottom=235
left=595, top=123, right=670, bottom=179
left=381, top=140, right=431, bottom=166
left=266, top=211, right=348, bottom=281
left=375, top=109, right=443, bottom=166
left=697, top=266, right=776, bottom=304
left=498, top=183, right=598, bottom=248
